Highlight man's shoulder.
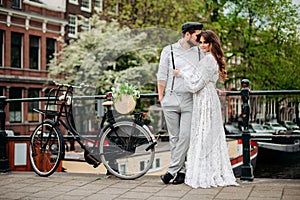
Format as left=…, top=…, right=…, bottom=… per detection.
left=172, top=41, right=181, bottom=48
left=163, top=41, right=180, bottom=51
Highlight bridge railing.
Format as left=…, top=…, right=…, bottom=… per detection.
left=1, top=81, right=300, bottom=181
left=225, top=79, right=300, bottom=181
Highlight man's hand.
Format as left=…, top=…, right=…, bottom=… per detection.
left=216, top=89, right=226, bottom=96
left=173, top=68, right=180, bottom=77
left=157, top=81, right=166, bottom=102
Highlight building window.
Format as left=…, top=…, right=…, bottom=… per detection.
left=28, top=89, right=39, bottom=122
left=12, top=0, right=21, bottom=8
left=155, top=158, right=160, bottom=168
left=29, top=35, right=40, bottom=70
left=44, top=88, right=57, bottom=111
left=9, top=88, right=22, bottom=123
left=0, top=30, right=3, bottom=67
left=81, top=0, right=91, bottom=12
left=29, top=0, right=42, bottom=3
left=80, top=17, right=90, bottom=32
left=140, top=158, right=161, bottom=172
left=11, top=32, right=23, bottom=68
left=95, top=0, right=103, bottom=12
left=68, top=15, right=77, bottom=38
left=119, top=163, right=126, bottom=175
left=140, top=161, right=145, bottom=171
left=46, top=38, right=56, bottom=69
left=139, top=159, right=154, bottom=171
left=69, top=0, right=78, bottom=5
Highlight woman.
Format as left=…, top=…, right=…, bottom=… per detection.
left=173, top=30, right=238, bottom=188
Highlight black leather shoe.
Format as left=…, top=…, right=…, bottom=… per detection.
left=160, top=172, right=174, bottom=184
left=172, top=172, right=185, bottom=185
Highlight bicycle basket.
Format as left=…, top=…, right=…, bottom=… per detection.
left=114, top=94, right=136, bottom=114
left=43, top=86, right=71, bottom=117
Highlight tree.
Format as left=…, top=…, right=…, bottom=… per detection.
left=100, top=0, right=205, bottom=30
left=48, top=15, right=179, bottom=94
left=215, top=0, right=300, bottom=122
left=48, top=1, right=229, bottom=95
left=216, top=0, right=300, bottom=90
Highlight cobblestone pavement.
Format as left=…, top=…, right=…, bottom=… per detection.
left=0, top=172, right=300, bottom=200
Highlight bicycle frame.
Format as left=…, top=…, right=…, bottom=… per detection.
left=51, top=85, right=104, bottom=165
left=32, top=82, right=157, bottom=178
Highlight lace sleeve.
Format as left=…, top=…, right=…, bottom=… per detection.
left=181, top=54, right=217, bottom=93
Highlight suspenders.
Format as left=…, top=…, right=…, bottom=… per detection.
left=170, top=45, right=200, bottom=93
left=170, top=45, right=175, bottom=93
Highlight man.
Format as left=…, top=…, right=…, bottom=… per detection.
left=157, top=22, right=203, bottom=184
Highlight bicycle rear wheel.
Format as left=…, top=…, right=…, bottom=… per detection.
left=29, top=120, right=65, bottom=177
left=99, top=120, right=155, bottom=180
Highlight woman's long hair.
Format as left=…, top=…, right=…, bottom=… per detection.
left=200, top=30, right=227, bottom=81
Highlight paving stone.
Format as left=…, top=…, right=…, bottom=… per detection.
left=1, top=172, right=300, bottom=200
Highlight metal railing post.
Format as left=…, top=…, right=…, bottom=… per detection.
left=0, top=96, right=10, bottom=172
left=240, top=79, right=254, bottom=181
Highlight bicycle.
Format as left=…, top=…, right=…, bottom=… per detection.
left=29, top=82, right=157, bottom=179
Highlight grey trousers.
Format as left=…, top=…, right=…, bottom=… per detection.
left=161, top=92, right=193, bottom=176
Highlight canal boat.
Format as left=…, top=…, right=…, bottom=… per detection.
left=64, top=138, right=259, bottom=177
left=227, top=139, right=258, bottom=177
left=257, top=130, right=300, bottom=153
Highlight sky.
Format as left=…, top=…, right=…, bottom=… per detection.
left=293, top=0, right=300, bottom=14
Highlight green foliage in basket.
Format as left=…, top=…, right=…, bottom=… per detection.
left=111, top=83, right=140, bottom=102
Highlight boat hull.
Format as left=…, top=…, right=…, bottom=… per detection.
left=231, top=146, right=258, bottom=177
left=257, top=140, right=300, bottom=152
left=228, top=139, right=258, bottom=177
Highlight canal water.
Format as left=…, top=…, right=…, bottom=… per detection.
left=254, top=148, right=300, bottom=179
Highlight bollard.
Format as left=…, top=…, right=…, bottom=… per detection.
left=0, top=96, right=10, bottom=172
left=240, top=79, right=254, bottom=181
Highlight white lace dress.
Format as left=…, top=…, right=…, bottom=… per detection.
left=181, top=53, right=238, bottom=188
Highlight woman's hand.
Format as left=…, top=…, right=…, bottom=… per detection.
left=173, top=68, right=180, bottom=77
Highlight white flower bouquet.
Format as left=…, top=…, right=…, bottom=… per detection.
left=111, top=83, right=140, bottom=114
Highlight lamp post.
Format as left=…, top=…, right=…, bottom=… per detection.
left=0, top=96, right=10, bottom=172
left=240, top=79, right=254, bottom=181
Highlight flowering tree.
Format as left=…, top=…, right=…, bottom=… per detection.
left=48, top=15, right=178, bottom=94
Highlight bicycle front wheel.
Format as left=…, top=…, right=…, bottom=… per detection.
left=99, top=120, right=155, bottom=180
left=29, top=120, right=65, bottom=177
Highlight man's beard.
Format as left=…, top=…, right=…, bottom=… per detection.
left=187, top=39, right=196, bottom=47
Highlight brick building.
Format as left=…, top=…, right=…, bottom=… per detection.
left=0, top=0, right=101, bottom=135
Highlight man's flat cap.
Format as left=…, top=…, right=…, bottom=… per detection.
left=182, top=22, right=203, bottom=33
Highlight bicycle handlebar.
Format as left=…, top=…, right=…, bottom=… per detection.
left=53, top=80, right=95, bottom=89
left=53, top=81, right=95, bottom=105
